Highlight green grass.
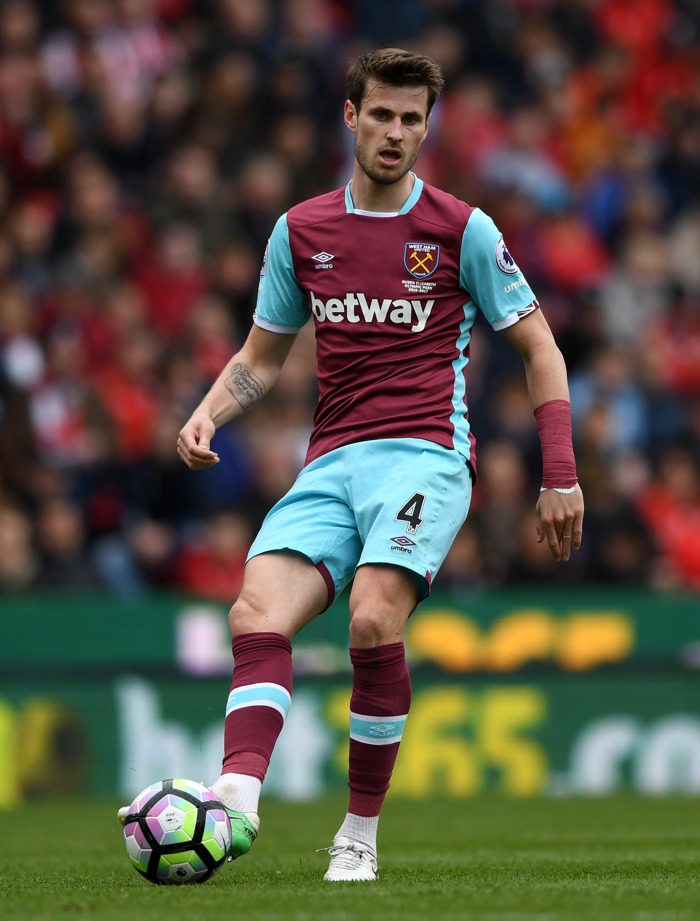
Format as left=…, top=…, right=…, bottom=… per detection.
left=1, top=795, right=699, bottom=921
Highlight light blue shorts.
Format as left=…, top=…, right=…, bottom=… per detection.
left=247, top=438, right=473, bottom=604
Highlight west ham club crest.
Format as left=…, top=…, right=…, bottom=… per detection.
left=404, top=242, right=440, bottom=279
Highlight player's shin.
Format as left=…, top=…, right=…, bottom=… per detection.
left=213, top=631, right=293, bottom=859
left=344, top=642, right=411, bottom=839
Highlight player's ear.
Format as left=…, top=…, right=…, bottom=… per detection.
left=344, top=100, right=357, bottom=132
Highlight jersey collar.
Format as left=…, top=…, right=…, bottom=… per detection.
left=345, top=174, right=424, bottom=216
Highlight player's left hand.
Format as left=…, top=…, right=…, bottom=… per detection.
left=535, top=483, right=584, bottom=562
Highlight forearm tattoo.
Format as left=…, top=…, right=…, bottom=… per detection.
left=224, top=362, right=265, bottom=411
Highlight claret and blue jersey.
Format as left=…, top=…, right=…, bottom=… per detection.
left=254, top=175, right=539, bottom=473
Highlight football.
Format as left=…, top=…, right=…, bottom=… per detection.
left=122, top=778, right=232, bottom=885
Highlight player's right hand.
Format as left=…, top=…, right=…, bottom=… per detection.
left=177, top=412, right=220, bottom=469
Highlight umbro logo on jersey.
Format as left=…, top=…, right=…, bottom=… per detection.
left=312, top=252, right=334, bottom=270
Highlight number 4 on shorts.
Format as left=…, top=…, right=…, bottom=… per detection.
left=396, top=492, right=426, bottom=535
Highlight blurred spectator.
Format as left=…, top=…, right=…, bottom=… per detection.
left=147, top=141, right=231, bottom=253
left=26, top=323, right=114, bottom=482
left=433, top=74, right=510, bottom=191
left=589, top=505, right=655, bottom=585
left=128, top=220, right=209, bottom=338
left=90, top=515, right=175, bottom=597
left=185, top=292, right=240, bottom=380
left=537, top=207, right=612, bottom=294
left=470, top=440, right=532, bottom=586
left=546, top=0, right=600, bottom=67
left=0, top=281, right=45, bottom=391
left=437, top=520, right=488, bottom=595
left=647, top=284, right=700, bottom=397
left=480, top=104, right=571, bottom=212
left=10, top=192, right=59, bottom=297
left=659, top=113, right=700, bottom=219
left=33, top=495, right=105, bottom=589
left=597, top=230, right=673, bottom=346
left=0, top=1, right=41, bottom=57
left=268, top=109, right=326, bottom=200
left=577, top=448, right=656, bottom=585
left=91, top=324, right=164, bottom=463
left=137, top=67, right=195, bottom=172
left=168, top=508, right=251, bottom=601
left=124, top=403, right=203, bottom=528
left=0, top=501, right=37, bottom=590
left=0, top=48, right=77, bottom=186
left=209, top=236, right=261, bottom=332
left=230, top=150, right=294, bottom=251
left=569, top=344, right=650, bottom=458
left=54, top=150, right=148, bottom=263
left=636, top=444, right=700, bottom=591
left=668, top=205, right=700, bottom=292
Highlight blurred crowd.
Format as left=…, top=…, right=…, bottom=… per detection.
left=1, top=0, right=700, bottom=601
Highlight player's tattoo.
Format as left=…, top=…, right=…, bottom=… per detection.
left=224, top=362, right=265, bottom=411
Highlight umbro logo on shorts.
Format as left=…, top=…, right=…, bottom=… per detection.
left=390, top=536, right=416, bottom=555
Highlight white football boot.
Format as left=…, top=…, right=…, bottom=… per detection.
left=319, top=835, right=378, bottom=882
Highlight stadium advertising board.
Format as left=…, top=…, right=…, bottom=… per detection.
left=0, top=590, right=698, bottom=806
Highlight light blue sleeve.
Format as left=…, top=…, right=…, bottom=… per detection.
left=253, top=214, right=310, bottom=332
left=459, top=208, right=538, bottom=331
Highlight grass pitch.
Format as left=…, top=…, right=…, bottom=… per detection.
left=1, top=795, right=699, bottom=921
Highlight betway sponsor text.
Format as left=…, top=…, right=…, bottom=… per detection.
left=310, top=291, right=435, bottom=333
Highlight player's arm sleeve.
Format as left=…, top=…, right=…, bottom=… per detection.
left=253, top=214, right=310, bottom=333
left=459, top=208, right=539, bottom=331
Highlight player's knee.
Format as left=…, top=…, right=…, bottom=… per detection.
left=348, top=606, right=400, bottom=647
left=228, top=593, right=263, bottom=638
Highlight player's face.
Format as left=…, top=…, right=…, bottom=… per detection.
left=345, top=81, right=430, bottom=187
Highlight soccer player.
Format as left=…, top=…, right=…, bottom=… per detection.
left=174, top=48, right=584, bottom=880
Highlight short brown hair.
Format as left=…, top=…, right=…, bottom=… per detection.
left=346, top=48, right=445, bottom=116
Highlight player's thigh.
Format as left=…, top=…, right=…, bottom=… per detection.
left=230, top=550, right=329, bottom=639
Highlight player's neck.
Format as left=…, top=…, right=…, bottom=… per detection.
left=349, top=170, right=415, bottom=213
